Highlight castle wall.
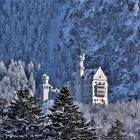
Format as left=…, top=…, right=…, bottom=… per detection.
left=92, top=68, right=108, bottom=105
left=82, top=79, right=92, bottom=104
left=42, top=52, right=108, bottom=106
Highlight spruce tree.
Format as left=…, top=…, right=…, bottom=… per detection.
left=106, top=119, right=127, bottom=140
left=3, top=89, right=48, bottom=140
left=89, top=116, right=96, bottom=128
left=0, top=97, right=7, bottom=139
left=48, top=87, right=97, bottom=140
left=88, top=116, right=97, bottom=139
left=0, top=96, right=7, bottom=118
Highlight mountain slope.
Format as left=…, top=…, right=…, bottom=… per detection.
left=0, top=0, right=140, bottom=101
left=54, top=0, right=140, bottom=101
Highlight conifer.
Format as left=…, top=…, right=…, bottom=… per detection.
left=3, top=89, right=48, bottom=140
left=0, top=97, right=7, bottom=139
left=106, top=119, right=127, bottom=140
left=48, top=87, right=97, bottom=140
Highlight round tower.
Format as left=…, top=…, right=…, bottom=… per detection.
left=42, top=74, right=49, bottom=85
left=42, top=74, right=50, bottom=102
left=75, top=48, right=85, bottom=103
left=76, top=48, right=85, bottom=77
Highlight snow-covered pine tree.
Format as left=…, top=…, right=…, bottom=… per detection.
left=106, top=119, right=128, bottom=140
left=0, top=96, right=7, bottom=116
left=3, top=89, right=48, bottom=140
left=88, top=116, right=97, bottom=139
left=0, top=97, right=7, bottom=139
left=89, top=116, right=96, bottom=128
left=48, top=87, right=97, bottom=140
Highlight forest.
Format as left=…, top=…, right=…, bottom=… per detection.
left=0, top=87, right=140, bottom=140
left=0, top=0, right=140, bottom=139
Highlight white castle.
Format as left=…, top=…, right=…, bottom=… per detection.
left=42, top=48, right=108, bottom=105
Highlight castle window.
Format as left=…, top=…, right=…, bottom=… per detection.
left=44, top=86, right=48, bottom=89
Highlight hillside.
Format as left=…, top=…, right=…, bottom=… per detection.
left=54, top=0, right=140, bottom=101
left=0, top=0, right=140, bottom=101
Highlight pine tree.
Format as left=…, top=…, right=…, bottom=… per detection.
left=0, top=96, right=7, bottom=116
left=3, top=89, right=48, bottom=140
left=89, top=116, right=96, bottom=128
left=88, top=116, right=97, bottom=139
left=48, top=87, right=97, bottom=140
left=106, top=119, right=127, bottom=140
left=0, top=97, right=7, bottom=139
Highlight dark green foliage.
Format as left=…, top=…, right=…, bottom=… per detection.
left=106, top=119, right=127, bottom=140
left=3, top=89, right=48, bottom=140
left=48, top=87, right=97, bottom=140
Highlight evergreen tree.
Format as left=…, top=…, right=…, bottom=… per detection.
left=106, top=119, right=127, bottom=140
left=101, top=115, right=107, bottom=125
left=3, top=89, right=48, bottom=140
left=88, top=116, right=97, bottom=139
left=48, top=87, right=97, bottom=140
left=89, top=116, right=96, bottom=128
left=0, top=97, right=7, bottom=139
left=0, top=97, right=8, bottom=119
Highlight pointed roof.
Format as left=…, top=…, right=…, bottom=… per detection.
left=93, top=67, right=107, bottom=80
left=42, top=73, right=49, bottom=79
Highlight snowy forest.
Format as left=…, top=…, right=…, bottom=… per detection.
left=1, top=87, right=140, bottom=139
left=1, top=0, right=140, bottom=101
left=1, top=0, right=140, bottom=139
left=0, top=0, right=55, bottom=99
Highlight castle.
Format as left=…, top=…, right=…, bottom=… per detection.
left=42, top=49, right=108, bottom=105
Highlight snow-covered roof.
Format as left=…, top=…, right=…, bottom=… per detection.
left=43, top=73, right=49, bottom=78
left=93, top=67, right=107, bottom=80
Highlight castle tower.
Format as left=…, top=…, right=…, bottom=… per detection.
left=42, top=74, right=50, bottom=102
left=75, top=48, right=85, bottom=102
left=92, top=67, right=108, bottom=105
left=76, top=48, right=85, bottom=77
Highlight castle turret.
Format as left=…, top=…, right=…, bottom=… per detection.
left=75, top=48, right=85, bottom=102
left=42, top=74, right=50, bottom=102
left=76, top=48, right=85, bottom=77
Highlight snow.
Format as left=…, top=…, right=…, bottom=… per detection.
left=79, top=0, right=85, bottom=5
left=47, top=4, right=66, bottom=74
left=45, top=3, right=67, bottom=87
left=85, top=42, right=102, bottom=55
left=0, top=0, right=140, bottom=103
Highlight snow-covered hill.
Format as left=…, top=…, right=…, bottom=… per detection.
left=53, top=0, right=140, bottom=101
left=0, top=0, right=140, bottom=101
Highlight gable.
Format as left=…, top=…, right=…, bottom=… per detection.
left=93, top=67, right=107, bottom=80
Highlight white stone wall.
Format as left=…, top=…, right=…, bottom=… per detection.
left=42, top=84, right=50, bottom=101
left=92, top=68, right=108, bottom=105
left=75, top=51, right=85, bottom=103
left=42, top=74, right=50, bottom=101
left=42, top=53, right=109, bottom=106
